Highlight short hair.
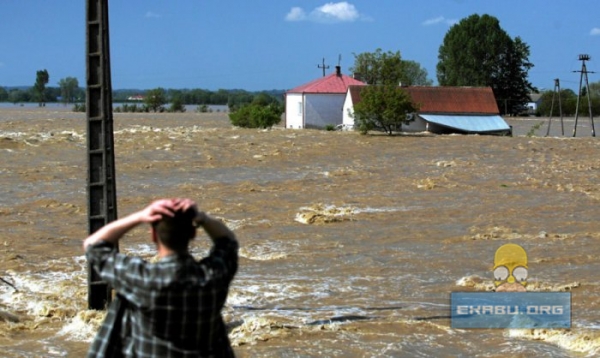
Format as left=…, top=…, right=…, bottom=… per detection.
left=152, top=208, right=196, bottom=252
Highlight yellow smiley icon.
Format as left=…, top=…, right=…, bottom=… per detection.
left=494, top=243, right=528, bottom=292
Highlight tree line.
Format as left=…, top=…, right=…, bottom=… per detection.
left=2, top=13, right=596, bottom=131
left=536, top=84, right=600, bottom=117
left=0, top=82, right=285, bottom=108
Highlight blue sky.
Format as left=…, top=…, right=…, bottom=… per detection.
left=1, top=1, right=599, bottom=92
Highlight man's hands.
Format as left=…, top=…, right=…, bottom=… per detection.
left=137, top=199, right=178, bottom=224
left=171, top=198, right=206, bottom=226
left=172, top=198, right=198, bottom=215
left=83, top=198, right=201, bottom=251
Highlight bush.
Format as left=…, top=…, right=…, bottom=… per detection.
left=325, top=124, right=335, bottom=131
left=229, top=103, right=282, bottom=128
left=72, top=103, right=86, bottom=112
left=168, top=98, right=186, bottom=113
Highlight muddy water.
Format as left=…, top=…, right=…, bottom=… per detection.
left=1, top=107, right=600, bottom=357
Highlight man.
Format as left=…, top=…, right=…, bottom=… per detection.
left=84, top=198, right=238, bottom=357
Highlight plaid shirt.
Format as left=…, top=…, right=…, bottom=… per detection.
left=86, top=236, right=238, bottom=358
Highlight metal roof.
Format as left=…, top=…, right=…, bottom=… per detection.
left=407, top=86, right=499, bottom=114
left=347, top=85, right=500, bottom=114
left=287, top=72, right=365, bottom=94
left=420, top=114, right=510, bottom=133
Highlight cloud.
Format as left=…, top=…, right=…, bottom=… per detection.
left=285, top=2, right=366, bottom=23
left=285, top=7, right=306, bottom=21
left=591, top=28, right=600, bottom=36
left=145, top=11, right=161, bottom=19
left=423, top=16, right=457, bottom=26
left=314, top=2, right=359, bottom=22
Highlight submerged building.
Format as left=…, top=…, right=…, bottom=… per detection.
left=343, top=85, right=511, bottom=135
left=285, top=66, right=364, bottom=129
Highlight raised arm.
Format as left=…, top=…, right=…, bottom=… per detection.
left=83, top=199, right=175, bottom=250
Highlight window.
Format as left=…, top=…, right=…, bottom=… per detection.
left=298, top=102, right=302, bottom=115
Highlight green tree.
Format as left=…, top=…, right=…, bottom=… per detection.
left=144, top=88, right=167, bottom=112
left=351, top=85, right=419, bottom=135
left=400, top=60, right=433, bottom=86
left=8, top=88, right=30, bottom=104
left=210, top=89, right=229, bottom=104
left=229, top=103, right=282, bottom=129
left=58, top=77, right=79, bottom=104
left=437, top=14, right=536, bottom=115
left=589, top=81, right=600, bottom=99
left=33, top=69, right=49, bottom=106
left=537, top=89, right=577, bottom=116
left=350, top=49, right=432, bottom=86
left=350, top=49, right=403, bottom=85
left=168, top=96, right=186, bottom=113
left=0, top=87, right=8, bottom=101
left=227, top=90, right=254, bottom=111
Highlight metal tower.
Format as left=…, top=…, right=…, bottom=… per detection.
left=572, top=54, right=595, bottom=137
left=545, top=78, right=564, bottom=137
left=86, top=0, right=118, bottom=310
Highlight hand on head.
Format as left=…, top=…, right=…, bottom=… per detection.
left=139, top=198, right=198, bottom=224
left=138, top=199, right=176, bottom=224
left=172, top=198, right=198, bottom=214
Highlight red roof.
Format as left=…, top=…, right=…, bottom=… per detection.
left=287, top=72, right=365, bottom=94
left=348, top=85, right=499, bottom=114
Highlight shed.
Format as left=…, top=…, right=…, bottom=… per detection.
left=285, top=66, right=365, bottom=129
left=343, top=85, right=511, bottom=135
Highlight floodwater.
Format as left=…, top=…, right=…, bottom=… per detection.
left=1, top=107, right=599, bottom=357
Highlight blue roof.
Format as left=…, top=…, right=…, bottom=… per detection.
left=420, top=114, right=510, bottom=133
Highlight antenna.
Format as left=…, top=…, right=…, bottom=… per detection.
left=317, top=58, right=329, bottom=77
left=572, top=54, right=596, bottom=137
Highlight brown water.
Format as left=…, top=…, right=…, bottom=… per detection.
left=1, top=107, right=599, bottom=357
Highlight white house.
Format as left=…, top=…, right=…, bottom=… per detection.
left=285, top=66, right=364, bottom=129
left=343, top=85, right=511, bottom=135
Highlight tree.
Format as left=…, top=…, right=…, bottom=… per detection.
left=537, top=89, right=577, bottom=116
left=437, top=14, right=536, bottom=115
left=400, top=60, right=433, bottom=86
left=8, top=88, right=30, bottom=104
left=168, top=96, right=186, bottom=113
left=58, top=77, right=79, bottom=104
left=33, top=69, right=49, bottom=106
left=350, top=49, right=432, bottom=86
left=351, top=85, right=419, bottom=135
left=229, top=103, right=282, bottom=129
left=0, top=87, right=8, bottom=102
left=144, top=87, right=167, bottom=112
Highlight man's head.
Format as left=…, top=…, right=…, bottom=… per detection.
left=152, top=208, right=197, bottom=253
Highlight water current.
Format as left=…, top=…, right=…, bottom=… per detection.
left=1, top=107, right=599, bottom=357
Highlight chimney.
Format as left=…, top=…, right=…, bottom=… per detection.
left=335, top=65, right=341, bottom=76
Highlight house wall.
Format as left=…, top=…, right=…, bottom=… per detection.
left=402, top=115, right=428, bottom=132
left=285, top=93, right=304, bottom=129
left=342, top=91, right=355, bottom=129
left=304, top=93, right=345, bottom=128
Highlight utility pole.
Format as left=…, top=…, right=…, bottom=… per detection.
left=86, top=0, right=118, bottom=310
left=545, top=78, right=564, bottom=137
left=317, top=58, right=329, bottom=77
left=573, top=54, right=596, bottom=137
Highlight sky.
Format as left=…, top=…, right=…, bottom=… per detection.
left=1, top=1, right=599, bottom=92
